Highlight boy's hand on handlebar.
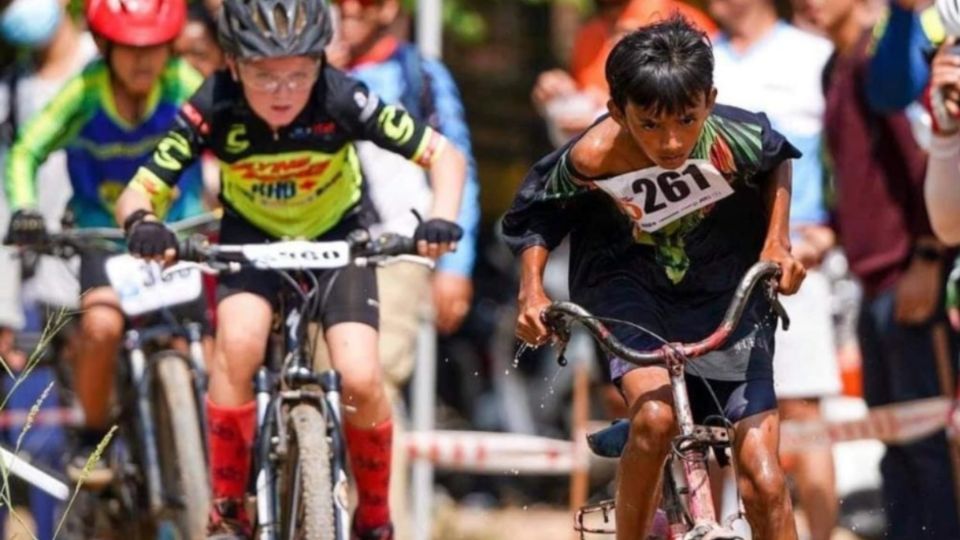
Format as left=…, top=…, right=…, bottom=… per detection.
left=414, top=218, right=463, bottom=259
left=761, top=241, right=805, bottom=295
left=516, top=286, right=553, bottom=346
left=126, top=217, right=177, bottom=265
left=5, top=209, right=47, bottom=246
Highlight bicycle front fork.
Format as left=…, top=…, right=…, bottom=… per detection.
left=252, top=369, right=351, bottom=540
left=669, top=365, right=718, bottom=529
left=254, top=368, right=278, bottom=540
left=320, top=370, right=351, bottom=540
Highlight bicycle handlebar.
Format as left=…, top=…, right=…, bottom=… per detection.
left=176, top=229, right=428, bottom=273
left=541, top=261, right=790, bottom=368
left=4, top=212, right=221, bottom=257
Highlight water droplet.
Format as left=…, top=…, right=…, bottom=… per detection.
left=513, top=342, right=530, bottom=369
left=504, top=369, right=510, bottom=376
left=473, top=371, right=479, bottom=377
left=511, top=469, right=520, bottom=476
left=522, top=505, right=528, bottom=511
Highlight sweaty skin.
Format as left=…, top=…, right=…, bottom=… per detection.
left=515, top=95, right=801, bottom=539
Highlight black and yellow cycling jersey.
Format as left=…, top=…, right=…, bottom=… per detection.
left=130, top=63, right=446, bottom=239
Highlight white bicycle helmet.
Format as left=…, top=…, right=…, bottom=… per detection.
left=938, top=0, right=960, bottom=37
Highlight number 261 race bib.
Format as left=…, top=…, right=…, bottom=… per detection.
left=593, top=160, right=734, bottom=233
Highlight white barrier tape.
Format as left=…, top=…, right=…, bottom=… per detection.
left=405, top=430, right=585, bottom=475
left=0, top=407, right=83, bottom=429
left=3, top=398, right=958, bottom=471
left=0, top=446, right=70, bottom=501
left=781, top=397, right=952, bottom=452
left=407, top=397, right=960, bottom=475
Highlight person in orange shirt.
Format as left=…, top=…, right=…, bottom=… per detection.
left=532, top=0, right=716, bottom=147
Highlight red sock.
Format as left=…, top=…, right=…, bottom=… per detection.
left=345, top=418, right=392, bottom=530
left=207, top=398, right=256, bottom=500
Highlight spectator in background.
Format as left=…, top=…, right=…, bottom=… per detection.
left=531, top=0, right=716, bottom=147
left=709, top=0, right=840, bottom=538
left=175, top=3, right=224, bottom=78
left=174, top=2, right=223, bottom=206
left=0, top=1, right=97, bottom=537
left=324, top=0, right=480, bottom=536
left=794, top=0, right=960, bottom=536
left=925, top=1, right=960, bottom=243
left=327, top=0, right=480, bottom=369
left=0, top=0, right=96, bottom=333
left=202, top=0, right=223, bottom=17
left=867, top=0, right=944, bottom=113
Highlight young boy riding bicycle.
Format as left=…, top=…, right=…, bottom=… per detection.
left=3, top=0, right=206, bottom=487
left=114, top=0, right=466, bottom=538
left=505, top=17, right=804, bottom=540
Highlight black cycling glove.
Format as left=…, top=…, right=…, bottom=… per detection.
left=125, top=211, right=177, bottom=258
left=414, top=218, right=463, bottom=244
left=4, top=209, right=47, bottom=246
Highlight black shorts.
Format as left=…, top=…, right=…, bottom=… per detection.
left=685, top=376, right=777, bottom=425
left=79, top=248, right=212, bottom=335
left=609, top=375, right=777, bottom=426
left=216, top=210, right=379, bottom=330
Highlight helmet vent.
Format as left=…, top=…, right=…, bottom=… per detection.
left=273, top=4, right=289, bottom=39
left=293, top=3, right=307, bottom=34
left=251, top=3, right=268, bottom=36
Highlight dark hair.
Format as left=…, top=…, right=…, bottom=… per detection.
left=188, top=2, right=218, bottom=40
left=605, top=16, right=714, bottom=115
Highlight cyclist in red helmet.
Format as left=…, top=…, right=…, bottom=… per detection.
left=4, top=0, right=207, bottom=487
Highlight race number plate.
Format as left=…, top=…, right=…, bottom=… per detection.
left=105, top=255, right=203, bottom=316
left=240, top=240, right=351, bottom=269
left=594, top=160, right=734, bottom=232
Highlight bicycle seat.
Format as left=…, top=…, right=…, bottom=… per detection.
left=587, top=419, right=629, bottom=458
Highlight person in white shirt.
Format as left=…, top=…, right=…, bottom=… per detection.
left=925, top=1, right=960, bottom=244
left=0, top=0, right=98, bottom=333
left=710, top=1, right=840, bottom=538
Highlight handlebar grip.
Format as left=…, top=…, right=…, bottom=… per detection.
left=346, top=229, right=416, bottom=257
left=540, top=306, right=564, bottom=330
left=178, top=234, right=210, bottom=262
left=359, top=233, right=417, bottom=257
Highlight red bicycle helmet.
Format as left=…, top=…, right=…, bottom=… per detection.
left=86, top=0, right=187, bottom=47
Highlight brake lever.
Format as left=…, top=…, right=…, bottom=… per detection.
left=541, top=310, right=572, bottom=367
left=765, top=278, right=791, bottom=331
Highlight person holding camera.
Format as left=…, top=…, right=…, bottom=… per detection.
left=925, top=1, right=960, bottom=243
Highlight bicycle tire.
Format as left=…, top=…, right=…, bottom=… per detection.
left=279, top=403, right=335, bottom=540
left=153, top=353, right=210, bottom=539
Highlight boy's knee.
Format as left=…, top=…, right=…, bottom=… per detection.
left=81, top=307, right=124, bottom=346
left=627, top=401, right=676, bottom=456
left=740, top=456, right=788, bottom=510
left=340, top=362, right=384, bottom=407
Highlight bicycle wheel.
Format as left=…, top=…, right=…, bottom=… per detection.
left=279, top=403, right=335, bottom=540
left=153, top=353, right=210, bottom=539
